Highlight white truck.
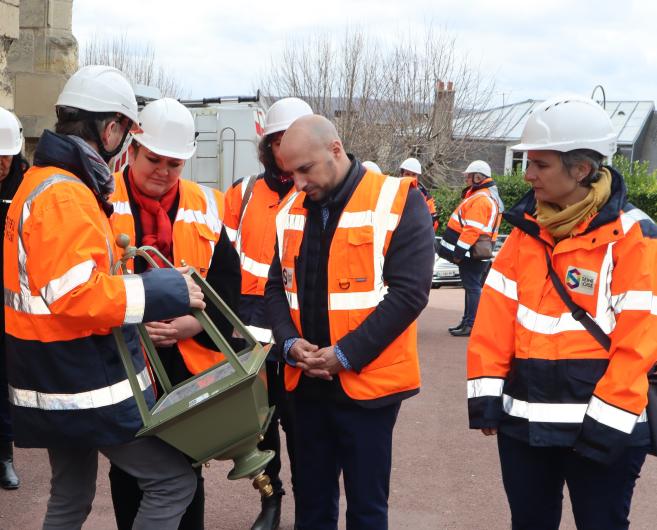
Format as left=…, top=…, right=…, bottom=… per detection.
left=119, top=86, right=266, bottom=192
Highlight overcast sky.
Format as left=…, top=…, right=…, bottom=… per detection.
left=73, top=0, right=657, bottom=108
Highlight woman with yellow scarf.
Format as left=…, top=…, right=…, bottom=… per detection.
left=466, top=95, right=657, bottom=530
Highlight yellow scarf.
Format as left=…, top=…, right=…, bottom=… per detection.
left=536, top=168, right=612, bottom=240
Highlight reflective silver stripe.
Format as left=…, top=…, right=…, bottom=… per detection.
left=593, top=242, right=617, bottom=334
left=111, top=201, right=132, bottom=215
left=451, top=213, right=485, bottom=230
left=456, top=239, right=472, bottom=250
left=9, top=367, right=151, bottom=410
left=440, top=239, right=455, bottom=251
left=503, top=394, right=588, bottom=423
left=620, top=208, right=651, bottom=234
left=276, top=192, right=302, bottom=260
left=612, top=290, right=657, bottom=315
left=175, top=208, right=222, bottom=235
left=467, top=378, right=504, bottom=399
left=285, top=290, right=299, bottom=310
left=503, top=394, right=648, bottom=425
left=338, top=211, right=399, bottom=231
left=234, top=177, right=253, bottom=254
left=587, top=396, right=644, bottom=434
left=240, top=176, right=253, bottom=199
left=225, top=226, right=238, bottom=243
left=240, top=252, right=270, bottom=279
left=329, top=287, right=389, bottom=310
left=122, top=275, right=145, bottom=324
left=4, top=287, right=50, bottom=314
left=246, top=325, right=273, bottom=344
left=516, top=304, right=585, bottom=334
left=370, top=177, right=401, bottom=303
left=199, top=185, right=221, bottom=224
left=485, top=268, right=518, bottom=301
left=40, top=259, right=95, bottom=305
left=10, top=175, right=85, bottom=316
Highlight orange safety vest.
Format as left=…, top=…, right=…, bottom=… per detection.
left=275, top=170, right=421, bottom=401
left=224, top=175, right=293, bottom=296
left=224, top=175, right=293, bottom=343
left=109, top=171, right=225, bottom=374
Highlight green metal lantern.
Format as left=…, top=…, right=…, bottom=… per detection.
left=111, top=234, right=274, bottom=496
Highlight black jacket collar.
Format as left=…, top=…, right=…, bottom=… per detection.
left=33, top=130, right=115, bottom=216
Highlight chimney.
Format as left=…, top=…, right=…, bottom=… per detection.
left=433, top=80, right=455, bottom=139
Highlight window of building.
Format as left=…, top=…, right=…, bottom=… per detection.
left=505, top=146, right=527, bottom=174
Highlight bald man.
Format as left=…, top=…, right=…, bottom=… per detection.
left=265, top=115, right=435, bottom=530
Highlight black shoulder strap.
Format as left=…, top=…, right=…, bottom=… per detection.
left=238, top=175, right=257, bottom=224
left=544, top=249, right=611, bottom=351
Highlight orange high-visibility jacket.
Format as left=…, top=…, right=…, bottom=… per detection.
left=275, top=170, right=421, bottom=401
left=439, top=178, right=503, bottom=262
left=467, top=168, right=657, bottom=463
left=224, top=175, right=293, bottom=343
left=4, top=165, right=191, bottom=448
left=109, top=171, right=226, bottom=375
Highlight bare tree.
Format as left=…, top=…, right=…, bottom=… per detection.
left=261, top=27, right=500, bottom=186
left=79, top=33, right=188, bottom=99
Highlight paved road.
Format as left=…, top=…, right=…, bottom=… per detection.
left=1, top=288, right=656, bottom=529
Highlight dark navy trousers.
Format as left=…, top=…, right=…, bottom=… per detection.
left=293, top=396, right=401, bottom=530
left=0, top=344, right=12, bottom=443
left=497, top=432, right=648, bottom=530
left=458, top=258, right=488, bottom=326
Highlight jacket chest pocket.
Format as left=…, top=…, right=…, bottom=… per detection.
left=345, top=226, right=375, bottom=283
left=176, top=222, right=216, bottom=275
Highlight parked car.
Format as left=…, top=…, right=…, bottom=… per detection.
left=432, top=235, right=508, bottom=288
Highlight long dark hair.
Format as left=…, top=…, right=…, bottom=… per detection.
left=258, top=134, right=281, bottom=175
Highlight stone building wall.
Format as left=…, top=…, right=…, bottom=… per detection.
left=0, top=0, right=20, bottom=110
left=1, top=0, right=77, bottom=158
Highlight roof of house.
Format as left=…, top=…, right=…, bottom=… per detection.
left=453, top=99, right=655, bottom=146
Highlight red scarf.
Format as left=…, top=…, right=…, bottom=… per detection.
left=128, top=169, right=179, bottom=267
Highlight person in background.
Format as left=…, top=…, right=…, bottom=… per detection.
left=362, top=160, right=382, bottom=173
left=266, top=115, right=434, bottom=529
left=0, top=107, right=28, bottom=491
left=107, top=97, right=241, bottom=530
left=399, top=157, right=439, bottom=231
left=467, top=95, right=655, bottom=529
left=438, top=160, right=503, bottom=337
left=224, top=96, right=313, bottom=530
left=4, top=66, right=204, bottom=529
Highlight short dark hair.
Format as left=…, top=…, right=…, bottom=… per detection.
left=54, top=106, right=118, bottom=143
left=560, top=149, right=605, bottom=187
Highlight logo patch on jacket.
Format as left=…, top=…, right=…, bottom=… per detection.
left=282, top=267, right=294, bottom=289
left=565, top=266, right=597, bottom=295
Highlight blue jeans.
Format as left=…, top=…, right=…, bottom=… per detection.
left=497, top=432, right=648, bottom=530
left=458, top=258, right=488, bottom=326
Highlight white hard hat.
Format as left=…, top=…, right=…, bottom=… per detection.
left=400, top=157, right=422, bottom=175
left=264, top=97, right=313, bottom=136
left=132, top=98, right=197, bottom=160
left=0, top=107, right=23, bottom=156
left=56, top=65, right=140, bottom=124
left=362, top=160, right=382, bottom=173
left=512, top=95, right=617, bottom=157
left=463, top=160, right=491, bottom=178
